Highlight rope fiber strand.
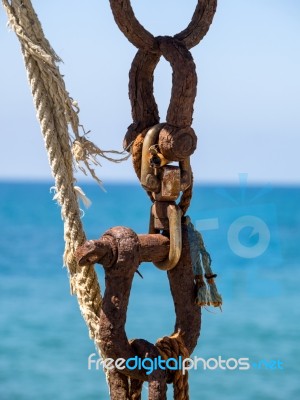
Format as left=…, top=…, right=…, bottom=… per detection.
left=156, top=332, right=190, bottom=400
left=2, top=0, right=103, bottom=341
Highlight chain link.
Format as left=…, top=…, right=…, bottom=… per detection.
left=107, top=1, right=218, bottom=398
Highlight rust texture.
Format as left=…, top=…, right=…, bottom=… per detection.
left=168, top=221, right=201, bottom=353
left=122, top=0, right=217, bottom=154
left=130, top=133, right=194, bottom=215
left=76, top=233, right=170, bottom=266
left=81, top=1, right=218, bottom=398
left=175, top=0, right=218, bottom=49
left=96, top=227, right=152, bottom=381
left=75, top=223, right=200, bottom=399
left=109, top=0, right=217, bottom=51
left=109, top=0, right=157, bottom=51
left=124, top=37, right=198, bottom=157
left=158, top=36, right=197, bottom=129
left=158, top=126, right=197, bottom=162
left=125, top=50, right=161, bottom=148
left=124, top=40, right=198, bottom=156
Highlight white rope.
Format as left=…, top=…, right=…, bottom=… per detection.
left=2, top=0, right=105, bottom=342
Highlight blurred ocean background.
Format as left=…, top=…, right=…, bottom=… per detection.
left=0, top=181, right=299, bottom=400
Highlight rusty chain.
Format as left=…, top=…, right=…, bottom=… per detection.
left=76, top=1, right=217, bottom=399
left=114, top=0, right=217, bottom=272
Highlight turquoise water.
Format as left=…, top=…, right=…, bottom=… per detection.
left=0, top=182, right=299, bottom=399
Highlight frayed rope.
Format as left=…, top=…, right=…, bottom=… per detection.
left=71, top=125, right=132, bottom=188
left=186, top=217, right=222, bottom=309
left=50, top=185, right=91, bottom=218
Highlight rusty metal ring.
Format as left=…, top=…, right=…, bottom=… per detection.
left=175, top=0, right=218, bottom=49
left=93, top=224, right=201, bottom=398
left=123, top=50, right=162, bottom=149
left=157, top=36, right=197, bottom=129
left=109, top=0, right=156, bottom=51
left=109, top=0, right=218, bottom=51
left=124, top=37, right=198, bottom=159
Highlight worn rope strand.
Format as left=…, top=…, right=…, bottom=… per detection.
left=2, top=0, right=104, bottom=342
left=156, top=332, right=190, bottom=400
left=186, top=217, right=222, bottom=308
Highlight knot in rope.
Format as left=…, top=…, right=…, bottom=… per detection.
left=156, top=332, right=190, bottom=400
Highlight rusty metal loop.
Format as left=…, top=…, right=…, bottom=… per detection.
left=124, top=50, right=161, bottom=148
left=150, top=204, right=183, bottom=271
left=124, top=37, right=197, bottom=154
left=174, top=0, right=218, bottom=49
left=157, top=36, right=197, bottom=129
left=91, top=223, right=201, bottom=399
left=109, top=0, right=217, bottom=51
left=109, top=0, right=156, bottom=51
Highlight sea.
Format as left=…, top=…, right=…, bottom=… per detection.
left=0, top=181, right=299, bottom=400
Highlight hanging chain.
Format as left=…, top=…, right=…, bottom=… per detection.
left=78, top=2, right=221, bottom=398
left=109, top=0, right=217, bottom=272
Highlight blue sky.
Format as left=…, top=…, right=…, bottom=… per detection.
left=1, top=0, right=299, bottom=184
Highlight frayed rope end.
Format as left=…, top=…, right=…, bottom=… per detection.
left=187, top=218, right=223, bottom=309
